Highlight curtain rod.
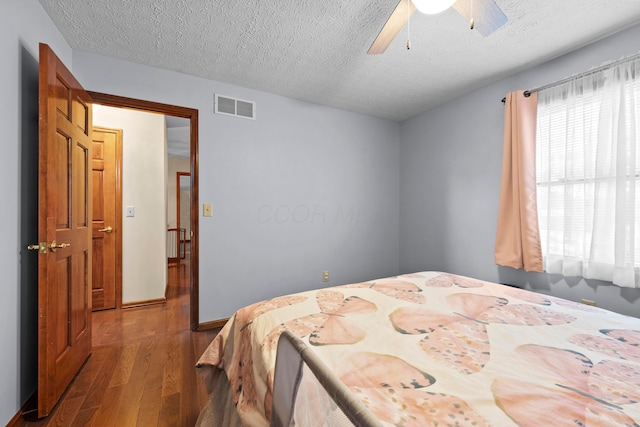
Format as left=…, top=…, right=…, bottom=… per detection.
left=500, top=51, right=640, bottom=103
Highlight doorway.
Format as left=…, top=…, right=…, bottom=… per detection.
left=168, top=171, right=191, bottom=264
left=32, top=44, right=201, bottom=419
left=89, top=92, right=200, bottom=330
left=177, top=172, right=191, bottom=238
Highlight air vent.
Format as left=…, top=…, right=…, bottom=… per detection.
left=214, top=94, right=256, bottom=120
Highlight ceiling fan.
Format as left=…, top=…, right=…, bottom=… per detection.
left=368, top=0, right=507, bottom=54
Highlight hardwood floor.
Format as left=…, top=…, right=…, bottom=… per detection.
left=21, top=256, right=220, bottom=426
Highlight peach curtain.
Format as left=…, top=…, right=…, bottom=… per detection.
left=494, top=90, right=543, bottom=271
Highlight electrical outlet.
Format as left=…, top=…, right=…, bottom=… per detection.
left=322, top=271, right=329, bottom=282
left=580, top=298, right=596, bottom=307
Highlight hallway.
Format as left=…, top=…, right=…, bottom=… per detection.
left=21, top=256, right=219, bottom=426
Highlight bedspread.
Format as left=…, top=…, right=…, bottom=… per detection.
left=196, top=272, right=640, bottom=427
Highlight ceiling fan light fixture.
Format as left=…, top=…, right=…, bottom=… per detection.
left=412, top=0, right=456, bottom=15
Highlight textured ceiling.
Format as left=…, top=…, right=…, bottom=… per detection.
left=39, top=0, right=640, bottom=122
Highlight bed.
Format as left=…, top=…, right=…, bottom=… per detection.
left=195, top=271, right=640, bottom=426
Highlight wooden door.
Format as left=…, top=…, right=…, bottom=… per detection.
left=91, top=127, right=121, bottom=311
left=37, top=43, right=92, bottom=418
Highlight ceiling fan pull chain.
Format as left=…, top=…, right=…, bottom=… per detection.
left=470, top=0, right=475, bottom=29
left=406, top=0, right=411, bottom=49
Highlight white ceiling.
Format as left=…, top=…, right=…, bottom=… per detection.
left=39, top=0, right=640, bottom=122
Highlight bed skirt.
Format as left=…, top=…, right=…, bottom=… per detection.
left=195, top=365, right=243, bottom=427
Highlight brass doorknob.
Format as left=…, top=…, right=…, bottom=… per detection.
left=27, top=242, right=47, bottom=253
left=98, top=226, right=113, bottom=233
left=49, top=241, right=71, bottom=250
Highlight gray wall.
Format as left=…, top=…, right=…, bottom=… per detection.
left=2, top=2, right=399, bottom=422
left=4, top=0, right=640, bottom=423
left=0, top=0, right=73, bottom=422
left=71, top=50, right=401, bottom=323
left=399, top=23, right=640, bottom=317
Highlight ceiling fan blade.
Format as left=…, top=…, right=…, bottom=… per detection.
left=452, top=0, right=507, bottom=37
left=368, top=0, right=417, bottom=55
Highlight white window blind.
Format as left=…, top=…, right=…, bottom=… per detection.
left=535, top=57, right=640, bottom=287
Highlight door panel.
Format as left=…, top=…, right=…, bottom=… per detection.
left=54, top=132, right=70, bottom=228
left=75, top=140, right=89, bottom=227
left=38, top=43, right=92, bottom=418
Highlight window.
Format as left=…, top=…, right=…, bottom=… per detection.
left=535, top=58, right=640, bottom=287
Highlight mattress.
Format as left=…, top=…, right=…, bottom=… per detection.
left=196, top=271, right=640, bottom=426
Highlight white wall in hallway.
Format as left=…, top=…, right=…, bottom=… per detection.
left=93, top=106, right=168, bottom=303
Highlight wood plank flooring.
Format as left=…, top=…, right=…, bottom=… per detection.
left=20, top=256, right=220, bottom=426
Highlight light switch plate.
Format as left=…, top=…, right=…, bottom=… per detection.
left=126, top=206, right=135, bottom=217
left=203, top=203, right=212, bottom=217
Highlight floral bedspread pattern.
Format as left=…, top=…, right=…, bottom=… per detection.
left=197, top=272, right=640, bottom=427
